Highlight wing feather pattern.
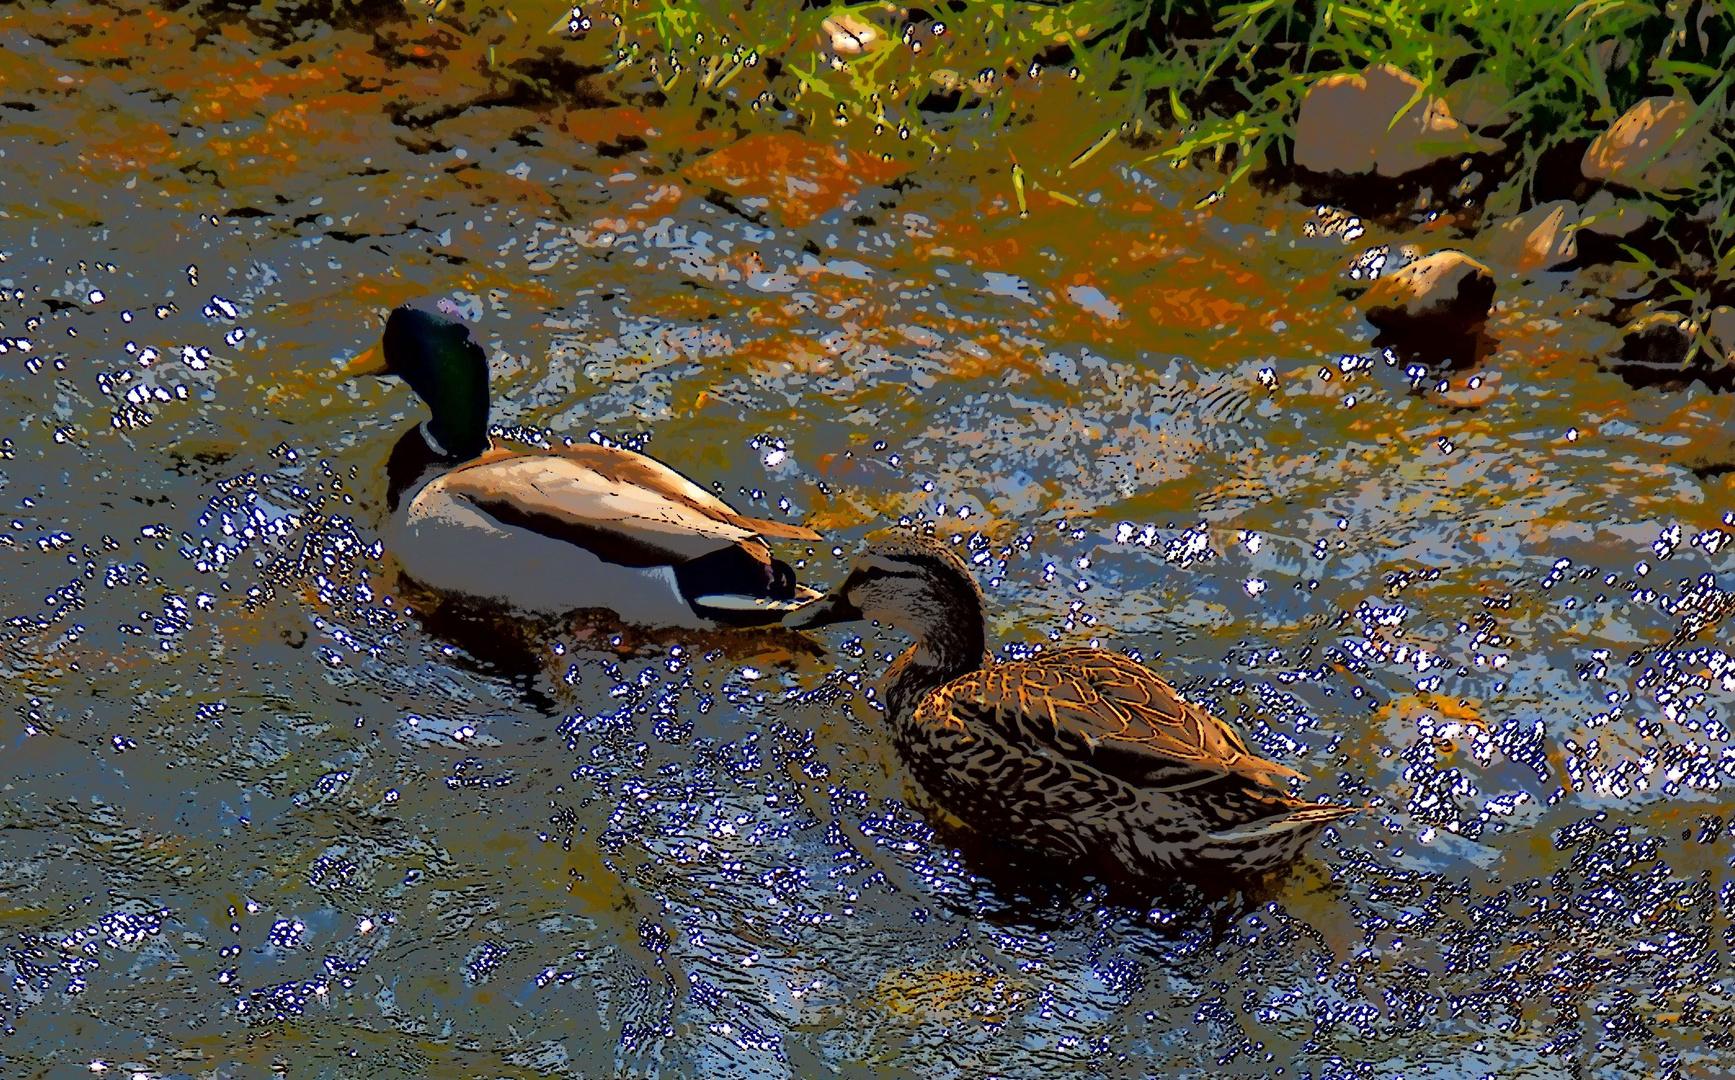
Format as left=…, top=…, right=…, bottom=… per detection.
left=922, top=648, right=1303, bottom=793
left=535, top=445, right=823, bottom=541
left=431, top=444, right=818, bottom=566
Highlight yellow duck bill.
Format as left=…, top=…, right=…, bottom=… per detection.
left=341, top=345, right=389, bottom=378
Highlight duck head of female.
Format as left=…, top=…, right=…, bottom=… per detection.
left=344, top=298, right=491, bottom=461
left=785, top=534, right=986, bottom=668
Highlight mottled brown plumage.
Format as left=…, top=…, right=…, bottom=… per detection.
left=930, top=650, right=1304, bottom=793
left=786, top=534, right=1354, bottom=876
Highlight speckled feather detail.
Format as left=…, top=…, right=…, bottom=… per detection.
left=806, top=534, right=1354, bottom=876
left=944, top=649, right=1305, bottom=794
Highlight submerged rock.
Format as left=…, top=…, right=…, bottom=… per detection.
left=1581, top=97, right=1708, bottom=193
left=1615, top=311, right=1696, bottom=366
left=1294, top=64, right=1497, bottom=178
left=683, top=132, right=907, bottom=227
left=1656, top=391, right=1735, bottom=478
left=1477, top=200, right=1579, bottom=275
left=1430, top=370, right=1501, bottom=409
left=1603, top=311, right=1735, bottom=390
left=1361, top=250, right=1496, bottom=334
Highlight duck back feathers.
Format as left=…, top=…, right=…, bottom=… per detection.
left=920, top=648, right=1304, bottom=794
left=785, top=534, right=1351, bottom=875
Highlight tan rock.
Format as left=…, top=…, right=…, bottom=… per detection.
left=1294, top=64, right=1499, bottom=178
left=1478, top=200, right=1579, bottom=275
left=820, top=12, right=879, bottom=57
left=1578, top=189, right=1655, bottom=239
left=1361, top=250, right=1496, bottom=332
left=1581, top=97, right=1708, bottom=193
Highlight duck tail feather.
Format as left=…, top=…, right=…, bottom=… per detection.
left=1235, top=755, right=1308, bottom=790
left=1205, top=803, right=1356, bottom=844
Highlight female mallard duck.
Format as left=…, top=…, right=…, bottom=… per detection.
left=785, top=534, right=1353, bottom=875
left=342, top=297, right=823, bottom=628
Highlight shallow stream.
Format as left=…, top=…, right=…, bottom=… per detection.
left=3, top=3, right=1735, bottom=1077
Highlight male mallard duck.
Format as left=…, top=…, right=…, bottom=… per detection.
left=785, top=534, right=1353, bottom=875
left=343, top=297, right=822, bottom=628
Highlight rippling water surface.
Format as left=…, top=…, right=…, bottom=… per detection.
left=4, top=3, right=1735, bottom=1077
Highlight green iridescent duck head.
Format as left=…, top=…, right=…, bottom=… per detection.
left=344, top=297, right=490, bottom=460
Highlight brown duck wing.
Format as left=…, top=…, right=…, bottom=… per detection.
left=436, top=444, right=819, bottom=564
left=437, top=452, right=765, bottom=566
left=541, top=444, right=821, bottom=541
left=936, top=647, right=1303, bottom=793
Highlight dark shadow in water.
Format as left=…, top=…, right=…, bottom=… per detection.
left=398, top=572, right=826, bottom=712
left=1609, top=360, right=1735, bottom=393
left=916, top=802, right=1303, bottom=945
left=399, top=581, right=567, bottom=713
left=1378, top=325, right=1501, bottom=372
left=1274, top=154, right=1503, bottom=231
left=1603, top=321, right=1735, bottom=393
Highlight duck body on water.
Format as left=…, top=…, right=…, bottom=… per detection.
left=345, top=298, right=823, bottom=629
left=349, top=298, right=1346, bottom=875
left=786, top=535, right=1354, bottom=876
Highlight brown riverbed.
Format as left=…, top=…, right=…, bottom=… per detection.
left=3, top=2, right=1735, bottom=1077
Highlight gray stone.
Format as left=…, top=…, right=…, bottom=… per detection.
left=1581, top=97, right=1708, bottom=193
left=1294, top=65, right=1500, bottom=178
left=1707, top=306, right=1735, bottom=366
left=1442, top=73, right=1513, bottom=128
left=1477, top=200, right=1579, bottom=275
left=1577, top=190, right=1656, bottom=239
